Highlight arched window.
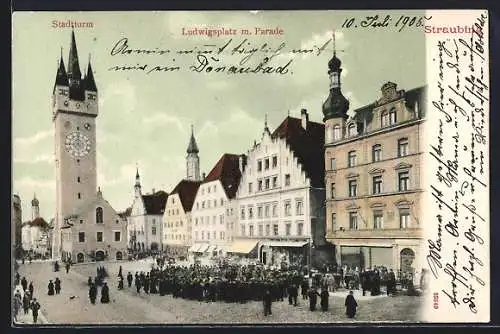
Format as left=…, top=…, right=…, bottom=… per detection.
left=381, top=110, right=389, bottom=127
left=333, top=125, right=341, bottom=140
left=348, top=123, right=356, bottom=137
left=96, top=207, right=103, bottom=224
left=389, top=107, right=397, bottom=125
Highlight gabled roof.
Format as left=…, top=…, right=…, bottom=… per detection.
left=204, top=154, right=242, bottom=199
left=170, top=180, right=201, bottom=212
left=271, top=117, right=325, bottom=188
left=141, top=190, right=168, bottom=215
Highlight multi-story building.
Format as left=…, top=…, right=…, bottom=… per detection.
left=12, top=194, right=22, bottom=258
left=234, top=111, right=326, bottom=266
left=127, top=168, right=168, bottom=254
left=162, top=179, right=201, bottom=257
left=190, top=153, right=242, bottom=256
left=52, top=31, right=128, bottom=262
left=323, top=47, right=425, bottom=282
left=21, top=194, right=51, bottom=256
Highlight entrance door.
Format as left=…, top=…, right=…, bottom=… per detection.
left=77, top=253, right=84, bottom=263
left=400, top=248, right=415, bottom=275
left=116, top=251, right=123, bottom=260
left=95, top=250, right=105, bottom=261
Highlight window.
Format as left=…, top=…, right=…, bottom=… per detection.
left=381, top=110, right=389, bottom=127
left=207, top=201, right=211, bottom=208
left=348, top=180, right=357, bottom=197
left=78, top=192, right=81, bottom=199
left=213, top=231, right=216, bottom=239
left=220, top=215, right=224, bottom=225
left=265, top=224, right=270, bottom=236
left=272, top=176, right=278, bottom=188
left=297, top=222, right=304, bottom=236
left=272, top=204, right=278, bottom=217
left=96, top=232, right=103, bottom=242
left=248, top=207, right=253, bottom=219
left=398, top=171, right=410, bottom=191
left=80, top=219, right=83, bottom=224
left=152, top=226, right=157, bottom=235
left=331, top=213, right=337, bottom=232
left=258, top=180, right=263, bottom=191
left=284, top=201, right=292, bottom=216
left=195, top=218, right=198, bottom=226
left=258, top=206, right=263, bottom=218
left=273, top=224, right=279, bottom=236
left=372, top=144, right=382, bottom=162
left=96, top=207, right=103, bottom=224
left=114, top=231, right=121, bottom=242
left=257, top=160, right=262, bottom=172
left=202, top=231, right=205, bottom=240
left=220, top=231, right=224, bottom=240
left=207, top=231, right=211, bottom=240
left=330, top=183, right=336, bottom=199
left=265, top=178, right=270, bottom=189
left=212, top=216, right=216, bottom=225
left=333, top=125, right=341, bottom=140
left=264, top=158, right=270, bottom=170
left=296, top=201, right=304, bottom=215
left=78, top=232, right=85, bottom=242
left=195, top=231, right=199, bottom=240
left=400, top=212, right=411, bottom=228
left=374, top=212, right=383, bottom=229
left=77, top=176, right=81, bottom=183
left=248, top=182, right=253, bottom=193
left=272, top=156, right=278, bottom=168
left=398, top=138, right=409, bottom=157
left=349, top=212, right=358, bottom=230
left=249, top=225, right=254, bottom=237
left=389, top=107, right=397, bottom=125
left=372, top=175, right=383, bottom=194
left=201, top=217, right=204, bottom=225
left=285, top=174, right=291, bottom=186
left=220, top=198, right=224, bottom=206
left=285, top=223, right=291, bottom=236
left=214, top=199, right=217, bottom=207
left=241, top=207, right=245, bottom=219
left=258, top=225, right=263, bottom=236
left=208, top=186, right=211, bottom=194
left=330, top=158, right=336, bottom=170
left=348, top=123, right=356, bottom=137
left=348, top=151, right=357, bottom=167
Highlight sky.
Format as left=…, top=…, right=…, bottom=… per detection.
left=12, top=10, right=426, bottom=222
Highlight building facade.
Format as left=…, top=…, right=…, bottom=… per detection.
left=52, top=31, right=127, bottom=262
left=12, top=194, right=22, bottom=258
left=323, top=47, right=425, bottom=282
left=234, top=111, right=326, bottom=267
left=162, top=180, right=201, bottom=257
left=21, top=194, right=51, bottom=256
left=190, top=154, right=242, bottom=256
left=127, top=168, right=168, bottom=253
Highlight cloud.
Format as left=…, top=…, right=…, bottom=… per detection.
left=13, top=154, right=54, bottom=165
left=198, top=120, right=219, bottom=138
left=14, top=129, right=53, bottom=146
left=14, top=176, right=55, bottom=190
left=142, top=113, right=186, bottom=133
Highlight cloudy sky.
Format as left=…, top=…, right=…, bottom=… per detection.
left=12, top=10, right=426, bottom=221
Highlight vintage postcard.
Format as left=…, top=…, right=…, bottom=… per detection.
left=11, top=9, right=489, bottom=325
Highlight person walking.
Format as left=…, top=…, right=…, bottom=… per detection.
left=127, top=272, right=133, bottom=288
left=135, top=275, right=142, bottom=294
left=89, top=283, right=97, bottom=304
left=22, top=292, right=31, bottom=315
left=345, top=290, right=358, bottom=319
left=47, top=280, right=55, bottom=296
left=21, top=277, right=28, bottom=292
left=65, top=262, right=71, bottom=274
left=54, top=277, right=61, bottom=294
left=118, top=276, right=124, bottom=290
left=31, top=298, right=41, bottom=324
left=320, top=287, right=330, bottom=312
left=101, top=282, right=110, bottom=304
left=308, top=287, right=320, bottom=311
left=13, top=290, right=22, bottom=322
left=28, top=282, right=34, bottom=298
left=263, top=289, right=272, bottom=316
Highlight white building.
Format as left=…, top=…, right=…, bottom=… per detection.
left=21, top=194, right=51, bottom=256
left=127, top=168, right=168, bottom=254
left=190, top=154, right=242, bottom=257
left=233, top=110, right=326, bottom=266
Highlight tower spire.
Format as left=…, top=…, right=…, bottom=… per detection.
left=84, top=53, right=98, bottom=92
left=53, top=48, right=68, bottom=92
left=187, top=124, right=199, bottom=154
left=67, top=29, right=82, bottom=81
left=262, top=113, right=271, bottom=137
left=332, top=30, right=336, bottom=56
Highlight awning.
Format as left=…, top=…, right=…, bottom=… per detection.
left=197, top=243, right=210, bottom=253
left=261, top=240, right=309, bottom=248
left=229, top=240, right=259, bottom=254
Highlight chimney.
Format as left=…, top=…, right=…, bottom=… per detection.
left=301, top=109, right=309, bottom=130
left=152, top=188, right=156, bottom=194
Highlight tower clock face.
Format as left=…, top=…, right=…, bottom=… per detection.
left=65, top=131, right=92, bottom=158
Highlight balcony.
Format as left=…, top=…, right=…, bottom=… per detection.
left=328, top=227, right=422, bottom=239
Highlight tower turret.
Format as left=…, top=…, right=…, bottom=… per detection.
left=31, top=193, right=40, bottom=220
left=134, top=166, right=142, bottom=198
left=186, top=125, right=201, bottom=181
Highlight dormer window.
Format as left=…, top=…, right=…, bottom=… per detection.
left=348, top=123, right=356, bottom=137
left=389, top=107, right=397, bottom=125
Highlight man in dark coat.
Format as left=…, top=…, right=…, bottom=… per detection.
left=308, top=287, right=320, bottom=311
left=22, top=293, right=31, bottom=314
left=127, top=272, right=133, bottom=288
left=263, top=289, right=273, bottom=316
left=387, top=269, right=396, bottom=296
left=47, top=280, right=55, bottom=296
left=65, top=262, right=71, bottom=274
left=15, top=272, right=20, bottom=286
left=54, top=261, right=59, bottom=272
left=88, top=277, right=93, bottom=287
left=54, top=277, right=61, bottom=294
left=30, top=298, right=41, bottom=324
left=345, top=291, right=358, bottom=318
left=89, top=283, right=97, bottom=304
left=320, top=287, right=329, bottom=311
left=288, top=284, right=298, bottom=306
left=301, top=279, right=309, bottom=300
left=144, top=274, right=150, bottom=294
left=360, top=270, right=369, bottom=296
left=101, top=282, right=110, bottom=303
left=118, top=276, right=124, bottom=290
left=135, top=275, right=142, bottom=293
left=28, top=282, right=34, bottom=298
left=21, top=277, right=28, bottom=291
left=118, top=266, right=123, bottom=278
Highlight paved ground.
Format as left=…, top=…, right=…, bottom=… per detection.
left=13, top=260, right=423, bottom=324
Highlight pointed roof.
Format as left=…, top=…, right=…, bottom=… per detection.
left=187, top=125, right=199, bottom=154
left=31, top=193, right=39, bottom=207
left=135, top=167, right=141, bottom=187
left=271, top=116, right=325, bottom=188
left=53, top=52, right=69, bottom=91
left=141, top=190, right=168, bottom=215
left=67, top=30, right=82, bottom=80
left=204, top=153, right=242, bottom=199
left=170, top=180, right=201, bottom=212
left=84, top=58, right=98, bottom=92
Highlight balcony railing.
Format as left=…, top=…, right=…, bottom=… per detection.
left=328, top=227, right=422, bottom=239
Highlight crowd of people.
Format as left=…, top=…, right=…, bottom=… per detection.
left=13, top=273, right=41, bottom=324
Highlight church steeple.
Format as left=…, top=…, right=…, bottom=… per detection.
left=262, top=113, right=271, bottom=138
left=53, top=49, right=69, bottom=93
left=84, top=55, right=98, bottom=92
left=67, top=30, right=82, bottom=83
left=134, top=166, right=142, bottom=197
left=186, top=125, right=201, bottom=181
left=322, top=30, right=349, bottom=122
left=31, top=193, right=40, bottom=220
